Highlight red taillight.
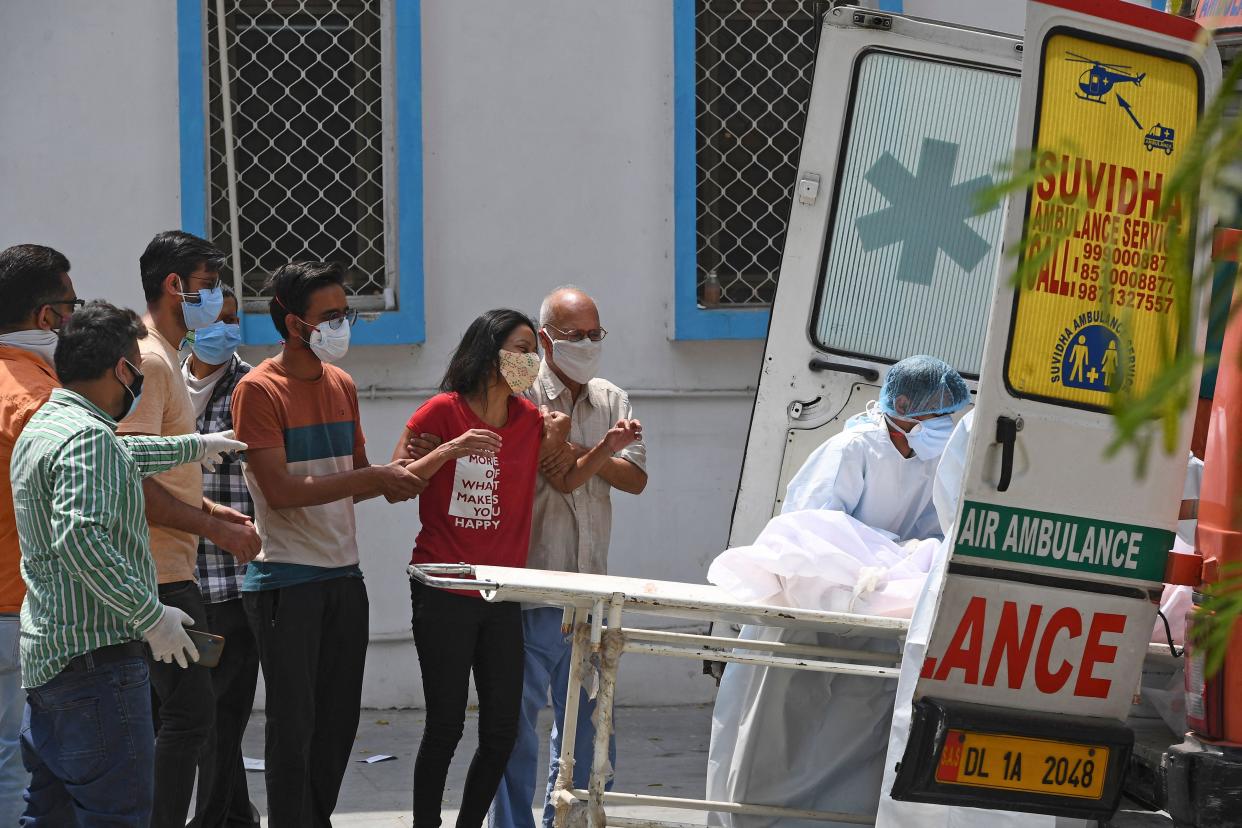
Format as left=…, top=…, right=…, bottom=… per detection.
left=1185, top=645, right=1221, bottom=739
left=1185, top=601, right=1228, bottom=742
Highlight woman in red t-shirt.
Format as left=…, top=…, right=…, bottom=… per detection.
left=393, top=308, right=566, bottom=828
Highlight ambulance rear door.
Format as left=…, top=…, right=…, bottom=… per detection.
left=892, top=1, right=1220, bottom=819
left=729, top=7, right=1023, bottom=547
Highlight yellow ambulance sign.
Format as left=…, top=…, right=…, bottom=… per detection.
left=1006, top=34, right=1200, bottom=407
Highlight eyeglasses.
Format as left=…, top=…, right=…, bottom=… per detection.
left=45, top=298, right=85, bottom=314
left=178, top=275, right=222, bottom=303
left=319, top=309, right=358, bottom=330
left=544, top=323, right=607, bottom=343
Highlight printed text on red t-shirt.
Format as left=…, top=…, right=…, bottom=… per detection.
left=449, top=453, right=501, bottom=530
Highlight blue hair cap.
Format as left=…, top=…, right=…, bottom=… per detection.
left=878, top=355, right=969, bottom=419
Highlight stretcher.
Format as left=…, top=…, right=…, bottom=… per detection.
left=409, top=563, right=908, bottom=828
left=408, top=564, right=1178, bottom=828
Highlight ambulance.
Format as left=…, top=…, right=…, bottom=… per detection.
left=723, top=0, right=1228, bottom=822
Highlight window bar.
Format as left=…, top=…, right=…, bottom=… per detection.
left=214, top=0, right=245, bottom=301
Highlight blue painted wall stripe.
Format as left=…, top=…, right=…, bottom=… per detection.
left=177, top=0, right=207, bottom=236
left=876, top=0, right=904, bottom=11
left=672, top=0, right=698, bottom=337
left=672, top=0, right=771, bottom=340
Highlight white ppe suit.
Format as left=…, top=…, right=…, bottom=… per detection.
left=783, top=417, right=942, bottom=541
left=707, top=416, right=944, bottom=828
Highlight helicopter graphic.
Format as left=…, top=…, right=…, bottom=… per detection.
left=1067, top=52, right=1146, bottom=103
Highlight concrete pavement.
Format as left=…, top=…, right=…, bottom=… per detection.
left=238, top=705, right=712, bottom=826
left=234, top=704, right=1171, bottom=827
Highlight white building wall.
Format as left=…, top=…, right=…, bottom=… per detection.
left=4, top=0, right=1167, bottom=707
left=0, top=0, right=764, bottom=707
left=0, top=0, right=181, bottom=315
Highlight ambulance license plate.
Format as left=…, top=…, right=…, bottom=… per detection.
left=934, top=730, right=1108, bottom=799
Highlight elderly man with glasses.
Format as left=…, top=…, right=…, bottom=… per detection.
left=488, top=285, right=648, bottom=828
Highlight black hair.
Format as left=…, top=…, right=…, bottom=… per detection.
left=0, top=245, right=71, bottom=329
left=265, top=261, right=346, bottom=338
left=439, top=309, right=538, bottom=396
left=139, top=230, right=226, bottom=304
left=55, top=301, right=146, bottom=385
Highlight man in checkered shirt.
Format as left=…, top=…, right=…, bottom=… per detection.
left=181, top=286, right=260, bottom=828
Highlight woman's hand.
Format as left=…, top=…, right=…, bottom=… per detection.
left=405, top=432, right=443, bottom=460
left=437, top=429, right=503, bottom=460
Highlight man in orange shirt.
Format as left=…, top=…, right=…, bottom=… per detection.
left=0, top=244, right=79, bottom=825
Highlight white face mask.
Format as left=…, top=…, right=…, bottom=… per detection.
left=305, top=320, right=351, bottom=363
left=888, top=413, right=955, bottom=460
left=0, top=330, right=59, bottom=367
left=548, top=335, right=603, bottom=384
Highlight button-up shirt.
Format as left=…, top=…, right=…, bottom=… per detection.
left=0, top=346, right=59, bottom=614
left=13, top=388, right=203, bottom=688
left=524, top=362, right=646, bottom=575
left=185, top=355, right=254, bottom=603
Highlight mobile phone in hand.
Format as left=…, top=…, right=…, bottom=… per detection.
left=186, top=629, right=226, bottom=668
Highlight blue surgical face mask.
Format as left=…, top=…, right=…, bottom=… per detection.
left=179, top=279, right=225, bottom=330
left=900, top=414, right=956, bottom=460
left=190, top=322, right=242, bottom=366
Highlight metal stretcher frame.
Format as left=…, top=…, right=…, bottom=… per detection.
left=408, top=563, right=911, bottom=828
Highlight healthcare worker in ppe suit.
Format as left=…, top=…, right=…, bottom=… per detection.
left=707, top=356, right=969, bottom=828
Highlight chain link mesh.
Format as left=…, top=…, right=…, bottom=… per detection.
left=696, top=0, right=821, bottom=307
left=207, top=0, right=392, bottom=309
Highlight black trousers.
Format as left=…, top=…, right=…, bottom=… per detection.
left=243, top=577, right=369, bottom=828
left=191, top=597, right=261, bottom=828
left=410, top=580, right=524, bottom=828
left=149, top=580, right=216, bottom=828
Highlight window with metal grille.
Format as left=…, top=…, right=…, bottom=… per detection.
left=695, top=0, right=821, bottom=308
left=206, top=0, right=394, bottom=312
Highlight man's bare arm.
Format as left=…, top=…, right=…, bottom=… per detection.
left=142, top=478, right=211, bottom=536
left=246, top=445, right=423, bottom=509
left=543, top=420, right=642, bottom=494
left=597, top=457, right=647, bottom=495
left=141, top=479, right=262, bottom=562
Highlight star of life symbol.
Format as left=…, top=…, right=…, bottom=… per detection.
left=855, top=138, right=995, bottom=285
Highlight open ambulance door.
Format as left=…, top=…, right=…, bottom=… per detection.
left=891, top=1, right=1220, bottom=819
left=728, top=7, right=1022, bottom=549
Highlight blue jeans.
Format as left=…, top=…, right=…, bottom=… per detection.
left=490, top=608, right=616, bottom=828
left=0, top=616, right=30, bottom=826
left=20, top=649, right=154, bottom=827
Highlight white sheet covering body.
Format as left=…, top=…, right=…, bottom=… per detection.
left=707, top=510, right=941, bottom=617
left=707, top=417, right=944, bottom=828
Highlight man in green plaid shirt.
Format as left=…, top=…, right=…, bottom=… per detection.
left=12, top=302, right=243, bottom=825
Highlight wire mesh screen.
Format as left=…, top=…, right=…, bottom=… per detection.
left=695, top=0, right=821, bottom=307
left=207, top=0, right=393, bottom=310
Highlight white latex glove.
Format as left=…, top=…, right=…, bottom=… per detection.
left=200, top=429, right=247, bottom=471
left=143, top=605, right=200, bottom=668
